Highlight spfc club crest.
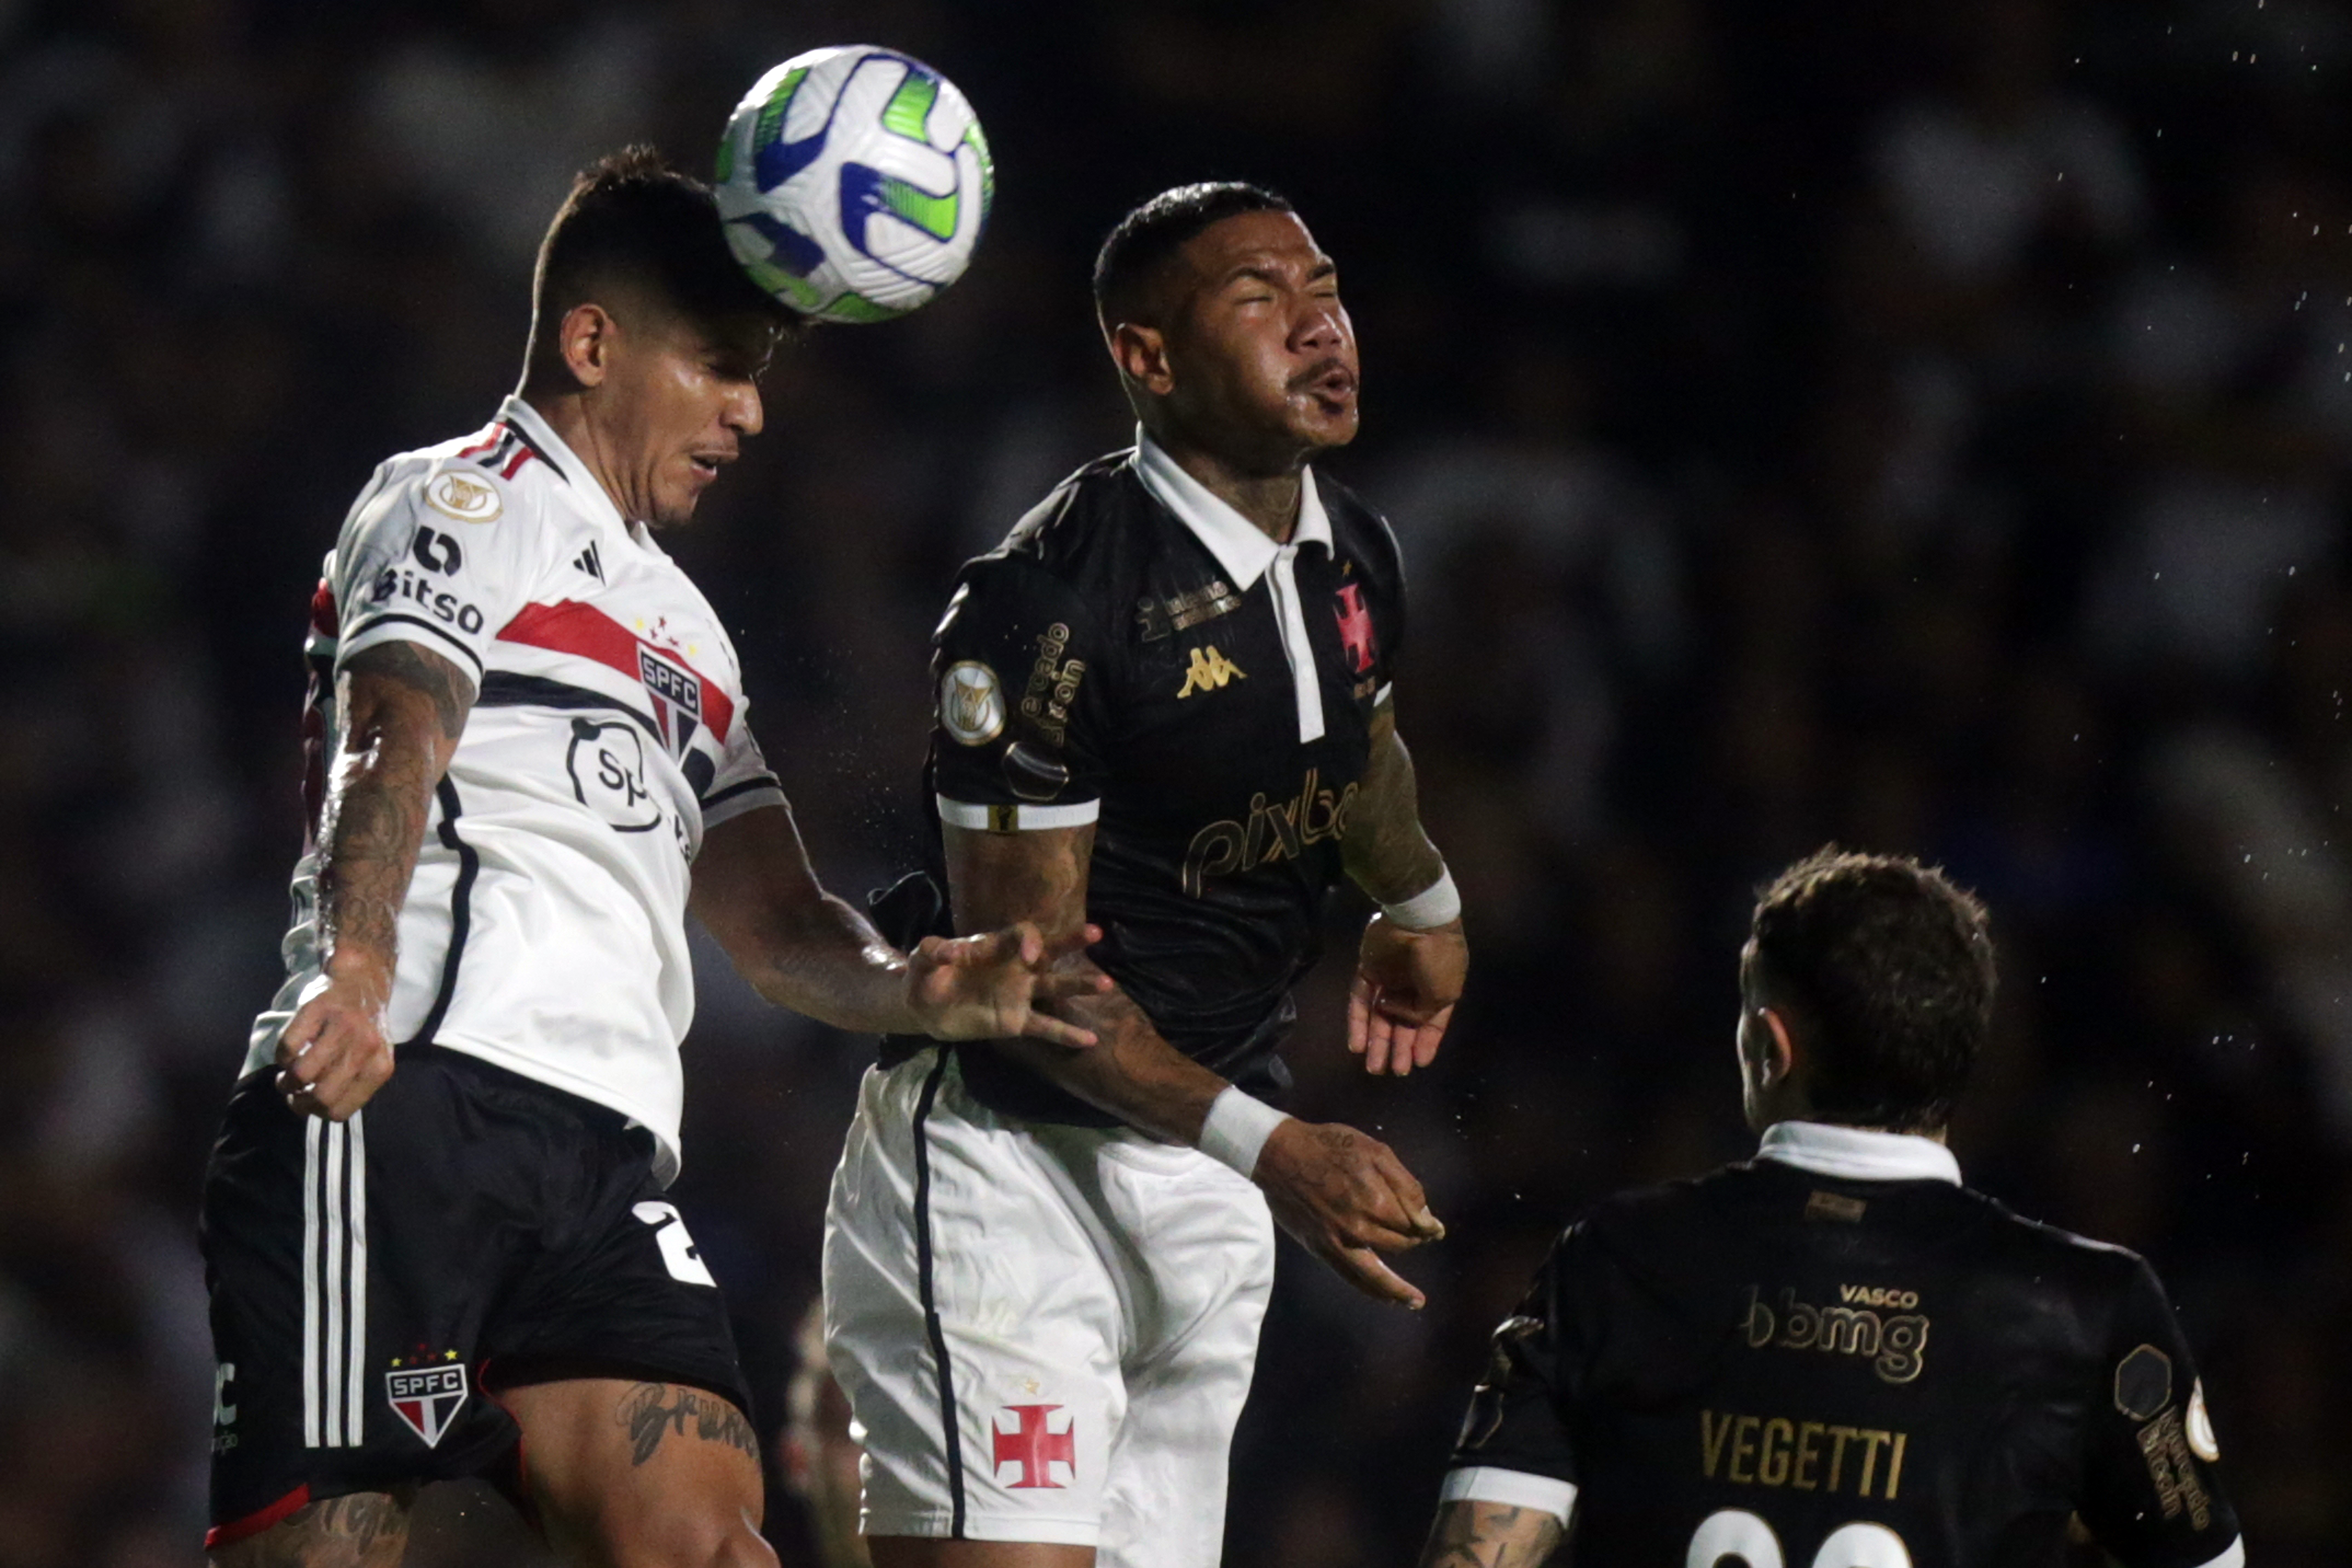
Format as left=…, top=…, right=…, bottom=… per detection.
left=638, top=646, right=704, bottom=756
left=386, top=1362, right=469, bottom=1448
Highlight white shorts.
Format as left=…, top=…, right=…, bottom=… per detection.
left=823, top=1049, right=1275, bottom=1568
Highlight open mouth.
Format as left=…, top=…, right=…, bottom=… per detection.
left=1292, top=361, right=1357, bottom=402
left=687, top=452, right=730, bottom=480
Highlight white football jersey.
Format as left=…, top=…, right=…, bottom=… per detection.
left=246, top=395, right=786, bottom=1182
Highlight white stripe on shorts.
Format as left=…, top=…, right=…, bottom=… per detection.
left=344, top=1111, right=368, bottom=1446
left=301, top=1117, right=322, bottom=1448
left=302, top=1114, right=369, bottom=1448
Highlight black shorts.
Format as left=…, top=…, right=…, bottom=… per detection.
left=200, top=1045, right=747, bottom=1549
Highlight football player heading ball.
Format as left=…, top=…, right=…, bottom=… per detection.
left=824, top=183, right=1468, bottom=1568
left=201, top=148, right=1097, bottom=1567
left=1424, top=849, right=2243, bottom=1568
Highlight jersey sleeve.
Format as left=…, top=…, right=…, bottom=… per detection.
left=928, top=557, right=1113, bottom=832
left=330, top=461, right=545, bottom=686
left=1439, top=1226, right=1588, bottom=1527
left=699, top=698, right=786, bottom=832
left=2077, top=1258, right=2243, bottom=1568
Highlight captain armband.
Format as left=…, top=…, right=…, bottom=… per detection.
left=1381, top=866, right=1461, bottom=931
left=1197, top=1085, right=1292, bottom=1180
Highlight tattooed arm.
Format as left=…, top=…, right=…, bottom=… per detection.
left=1340, top=699, right=1467, bottom=1076
left=943, top=823, right=1444, bottom=1308
left=211, top=1487, right=417, bottom=1568
left=1416, top=1502, right=1566, bottom=1568
left=276, top=641, right=473, bottom=1121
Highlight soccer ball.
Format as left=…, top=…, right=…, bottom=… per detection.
left=715, top=46, right=995, bottom=323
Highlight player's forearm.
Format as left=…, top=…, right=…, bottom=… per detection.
left=941, top=821, right=1227, bottom=1140
left=1416, top=1501, right=1565, bottom=1568
left=315, top=649, right=469, bottom=986
left=990, top=984, right=1229, bottom=1144
left=735, top=891, right=926, bottom=1035
left=1344, top=712, right=1447, bottom=906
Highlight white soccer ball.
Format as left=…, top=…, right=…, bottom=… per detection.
left=714, top=46, right=995, bottom=323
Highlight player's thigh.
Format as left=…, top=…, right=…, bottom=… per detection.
left=1096, top=1156, right=1274, bottom=1568
left=208, top=1487, right=415, bottom=1568
left=868, top=1539, right=1094, bottom=1568
left=201, top=1057, right=536, bottom=1548
left=825, top=1055, right=1124, bottom=1544
left=501, top=1377, right=774, bottom=1568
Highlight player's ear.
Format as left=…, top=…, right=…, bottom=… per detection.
left=1757, top=1005, right=1798, bottom=1088
left=558, top=301, right=619, bottom=389
left=1108, top=319, right=1174, bottom=397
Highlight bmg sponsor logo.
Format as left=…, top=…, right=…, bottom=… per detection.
left=1743, top=1284, right=1930, bottom=1384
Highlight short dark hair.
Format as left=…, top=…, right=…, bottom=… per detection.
left=1746, top=848, right=1995, bottom=1133
left=1092, top=181, right=1294, bottom=326
left=529, top=146, right=787, bottom=364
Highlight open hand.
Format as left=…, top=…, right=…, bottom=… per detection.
left=1348, top=914, right=1467, bottom=1077
left=1254, top=1118, right=1444, bottom=1308
left=906, top=922, right=1111, bottom=1048
left=277, top=968, right=397, bottom=1121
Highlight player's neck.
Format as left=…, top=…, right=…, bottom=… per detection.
left=1153, top=431, right=1304, bottom=544
left=523, top=386, right=651, bottom=526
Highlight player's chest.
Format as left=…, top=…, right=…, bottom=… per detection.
left=1113, top=549, right=1382, bottom=823
left=499, top=528, right=746, bottom=759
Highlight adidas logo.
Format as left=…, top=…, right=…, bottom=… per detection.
left=573, top=542, right=603, bottom=583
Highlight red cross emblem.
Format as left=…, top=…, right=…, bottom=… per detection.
left=992, top=1404, right=1075, bottom=1489
left=1333, top=583, right=1377, bottom=676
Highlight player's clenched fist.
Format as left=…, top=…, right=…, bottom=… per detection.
left=1254, top=1118, right=1444, bottom=1309
left=276, top=967, right=397, bottom=1121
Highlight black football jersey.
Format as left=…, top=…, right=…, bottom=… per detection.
left=1450, top=1159, right=2242, bottom=1568
left=916, top=444, right=1406, bottom=1126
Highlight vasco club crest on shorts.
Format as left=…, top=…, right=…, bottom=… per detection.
left=992, top=1404, right=1076, bottom=1489
left=386, top=1361, right=469, bottom=1447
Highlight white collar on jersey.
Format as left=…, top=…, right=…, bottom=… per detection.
left=1131, top=426, right=1333, bottom=742
left=501, top=394, right=640, bottom=539
left=1131, top=425, right=1334, bottom=589
left=1755, top=1120, right=1962, bottom=1185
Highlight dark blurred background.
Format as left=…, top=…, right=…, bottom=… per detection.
left=2, top=0, right=2347, bottom=1562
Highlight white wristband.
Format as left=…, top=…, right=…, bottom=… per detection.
left=1197, top=1085, right=1291, bottom=1179
left=1381, top=867, right=1461, bottom=930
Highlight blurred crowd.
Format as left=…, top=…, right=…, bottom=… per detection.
left=0, top=0, right=2347, bottom=1563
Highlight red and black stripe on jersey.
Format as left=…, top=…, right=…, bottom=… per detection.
left=453, top=420, right=563, bottom=483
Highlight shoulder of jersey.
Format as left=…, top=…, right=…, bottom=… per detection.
left=1572, top=1170, right=1735, bottom=1254
left=377, top=428, right=561, bottom=534
left=1960, top=1189, right=2148, bottom=1282
left=1317, top=469, right=1406, bottom=570
left=984, top=450, right=1148, bottom=582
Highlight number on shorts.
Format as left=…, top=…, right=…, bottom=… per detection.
left=632, top=1200, right=718, bottom=1286
left=1686, top=1511, right=1912, bottom=1568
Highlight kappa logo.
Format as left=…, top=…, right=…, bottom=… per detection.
left=386, top=1361, right=469, bottom=1448
left=992, top=1404, right=1075, bottom=1489
left=424, top=469, right=502, bottom=523
left=1176, top=645, right=1246, bottom=698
